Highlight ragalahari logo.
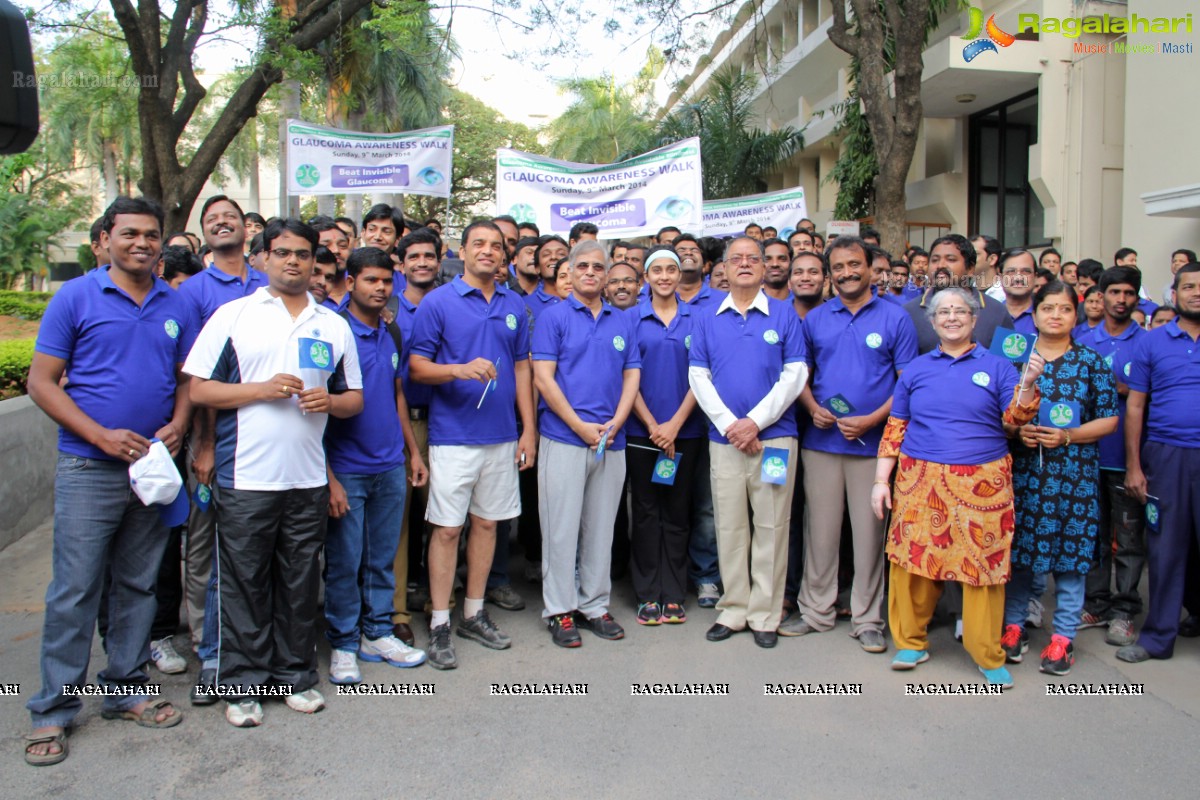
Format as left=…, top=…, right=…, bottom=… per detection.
left=962, top=6, right=1016, bottom=62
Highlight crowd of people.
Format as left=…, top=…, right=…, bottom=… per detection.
left=19, top=195, right=1200, bottom=765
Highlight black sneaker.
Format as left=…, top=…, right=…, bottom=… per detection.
left=548, top=613, right=582, bottom=648
left=427, top=622, right=458, bottom=670
left=457, top=609, right=512, bottom=650
left=637, top=602, right=663, bottom=626
left=577, top=612, right=625, bottom=640
left=1039, top=635, right=1075, bottom=676
left=1000, top=624, right=1029, bottom=664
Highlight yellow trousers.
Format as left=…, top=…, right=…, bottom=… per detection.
left=888, top=562, right=1005, bottom=670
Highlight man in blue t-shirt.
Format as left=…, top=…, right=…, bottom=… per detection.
left=25, top=197, right=191, bottom=765
left=324, top=248, right=430, bottom=684
left=689, top=236, right=808, bottom=649
left=1116, top=263, right=1200, bottom=664
left=1078, top=266, right=1147, bottom=646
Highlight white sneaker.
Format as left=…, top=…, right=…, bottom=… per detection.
left=359, top=635, right=427, bottom=668
left=285, top=688, right=325, bottom=714
left=697, top=583, right=720, bottom=608
left=150, top=637, right=187, bottom=674
left=329, top=649, right=361, bottom=685
left=954, top=618, right=964, bottom=642
left=225, top=698, right=263, bottom=727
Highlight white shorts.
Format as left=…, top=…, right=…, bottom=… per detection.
left=425, top=442, right=521, bottom=526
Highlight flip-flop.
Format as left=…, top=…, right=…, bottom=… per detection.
left=24, top=731, right=68, bottom=766
left=100, top=699, right=183, bottom=729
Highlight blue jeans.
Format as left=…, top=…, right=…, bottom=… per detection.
left=1004, top=568, right=1086, bottom=640
left=28, top=454, right=170, bottom=727
left=324, top=466, right=406, bottom=650
left=688, top=446, right=721, bottom=586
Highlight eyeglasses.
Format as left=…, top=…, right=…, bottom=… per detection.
left=271, top=248, right=313, bottom=262
left=574, top=262, right=606, bottom=273
left=726, top=255, right=763, bottom=266
left=934, top=308, right=973, bottom=319
left=608, top=277, right=638, bottom=287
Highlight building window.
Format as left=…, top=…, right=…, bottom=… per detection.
left=968, top=90, right=1048, bottom=249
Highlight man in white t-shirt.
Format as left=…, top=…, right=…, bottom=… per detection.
left=186, top=218, right=363, bottom=728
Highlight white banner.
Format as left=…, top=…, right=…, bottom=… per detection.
left=285, top=120, right=454, bottom=198
left=495, top=139, right=703, bottom=239
left=701, top=186, right=809, bottom=238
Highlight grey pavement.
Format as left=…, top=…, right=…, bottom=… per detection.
left=1, top=519, right=1198, bottom=798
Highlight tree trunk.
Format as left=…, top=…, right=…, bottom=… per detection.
left=246, top=117, right=260, bottom=213
left=102, top=141, right=119, bottom=206
left=279, top=79, right=302, bottom=219
left=343, top=109, right=365, bottom=230
left=391, top=194, right=406, bottom=216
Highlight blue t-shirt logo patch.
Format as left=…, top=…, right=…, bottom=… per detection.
left=763, top=329, right=780, bottom=345
left=612, top=335, right=626, bottom=352
left=163, top=319, right=180, bottom=339
left=505, top=313, right=518, bottom=331
left=684, top=334, right=692, bottom=350
left=972, top=371, right=990, bottom=387
left=1123, top=362, right=1131, bottom=377
left=865, top=332, right=882, bottom=348
left=392, top=352, right=400, bottom=370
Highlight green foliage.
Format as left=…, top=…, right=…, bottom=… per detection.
left=0, top=340, right=35, bottom=400
left=657, top=64, right=804, bottom=200
left=827, top=91, right=876, bottom=220
left=77, top=243, right=97, bottom=272
left=0, top=295, right=50, bottom=320
left=0, top=179, right=81, bottom=290
left=547, top=65, right=660, bottom=164
left=408, top=89, right=542, bottom=225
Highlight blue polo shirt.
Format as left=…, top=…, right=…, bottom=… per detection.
left=1077, top=321, right=1145, bottom=469
left=689, top=293, right=806, bottom=444
left=36, top=267, right=194, bottom=460
left=1126, top=320, right=1200, bottom=449
left=681, top=284, right=725, bottom=312
left=532, top=294, right=641, bottom=450
left=176, top=263, right=267, bottom=328
left=901, top=283, right=922, bottom=301
left=392, top=290, right=432, bottom=410
left=390, top=270, right=408, bottom=295
left=626, top=300, right=705, bottom=440
left=523, top=282, right=560, bottom=323
left=881, top=292, right=908, bottom=306
left=891, top=345, right=1020, bottom=464
left=802, top=294, right=918, bottom=455
left=325, top=313, right=406, bottom=475
left=321, top=294, right=350, bottom=313
left=1072, top=320, right=1100, bottom=340
left=1010, top=306, right=1036, bottom=336
left=409, top=276, right=531, bottom=446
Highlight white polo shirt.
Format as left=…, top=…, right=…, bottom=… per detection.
left=184, top=287, right=361, bottom=491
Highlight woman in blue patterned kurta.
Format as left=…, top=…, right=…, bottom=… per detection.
left=1001, top=281, right=1119, bottom=676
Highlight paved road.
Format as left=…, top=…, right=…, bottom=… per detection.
left=1, top=520, right=1198, bottom=798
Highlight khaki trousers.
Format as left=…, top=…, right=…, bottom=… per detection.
left=709, top=438, right=797, bottom=632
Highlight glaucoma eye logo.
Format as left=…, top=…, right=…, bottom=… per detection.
left=962, top=6, right=1015, bottom=61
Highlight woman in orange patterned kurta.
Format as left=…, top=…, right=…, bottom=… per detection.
left=870, top=288, right=1042, bottom=687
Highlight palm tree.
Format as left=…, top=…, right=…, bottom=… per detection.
left=40, top=16, right=141, bottom=206
left=658, top=64, right=804, bottom=199
left=546, top=75, right=657, bottom=164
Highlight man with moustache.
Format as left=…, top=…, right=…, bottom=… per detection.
left=904, top=234, right=1013, bottom=354
left=308, top=248, right=337, bottom=305
left=605, top=262, right=641, bottom=310
left=312, top=219, right=352, bottom=310
left=782, top=237, right=917, bottom=653
left=1077, top=266, right=1147, bottom=646
left=534, top=241, right=640, bottom=647
left=1116, top=263, right=1200, bottom=665
left=690, top=236, right=807, bottom=648
left=25, top=197, right=191, bottom=764
left=675, top=235, right=723, bottom=311
left=999, top=249, right=1038, bottom=336
left=492, top=215, right=520, bottom=260
left=512, top=236, right=541, bottom=297
left=186, top=218, right=363, bottom=726
left=762, top=238, right=793, bottom=301
left=789, top=229, right=814, bottom=255
left=390, top=228, right=441, bottom=645
left=624, top=244, right=647, bottom=280
left=175, top=194, right=267, bottom=699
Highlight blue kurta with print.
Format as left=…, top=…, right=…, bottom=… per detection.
left=1010, top=345, right=1118, bottom=574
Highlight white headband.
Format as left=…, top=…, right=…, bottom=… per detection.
left=646, top=250, right=682, bottom=269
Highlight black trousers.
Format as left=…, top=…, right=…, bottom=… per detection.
left=627, top=437, right=701, bottom=605
left=518, top=462, right=542, bottom=565
left=216, top=485, right=329, bottom=696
